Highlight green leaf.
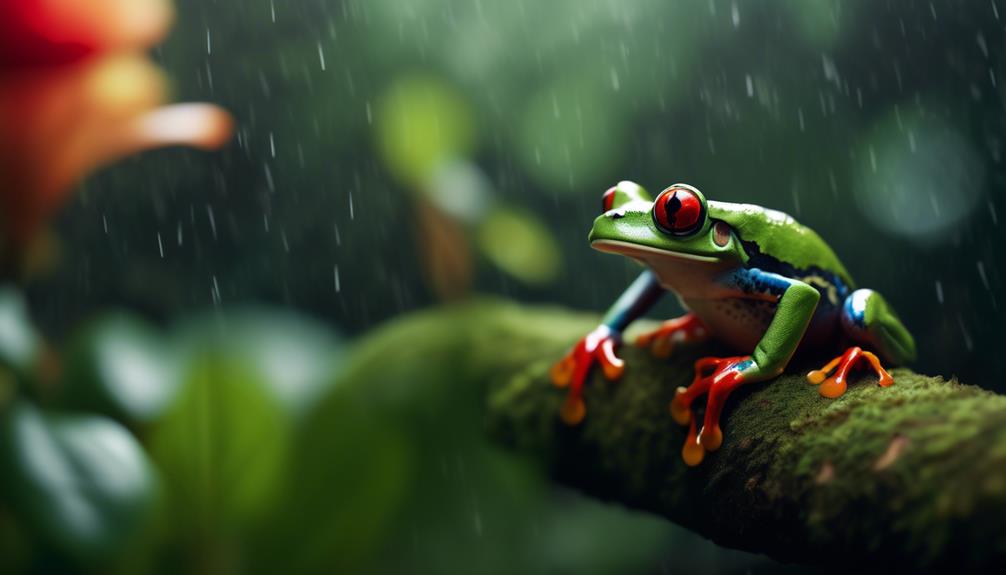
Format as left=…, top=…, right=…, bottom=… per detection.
left=59, top=313, right=180, bottom=423
left=174, top=308, right=344, bottom=419
left=0, top=401, right=158, bottom=560
left=252, top=387, right=411, bottom=574
left=376, top=74, right=476, bottom=186
left=477, top=206, right=562, bottom=285
left=147, top=353, right=291, bottom=533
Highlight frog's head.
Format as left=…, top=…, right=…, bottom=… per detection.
left=588, top=181, right=740, bottom=265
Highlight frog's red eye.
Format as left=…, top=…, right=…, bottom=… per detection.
left=602, top=186, right=617, bottom=213
left=653, top=187, right=704, bottom=236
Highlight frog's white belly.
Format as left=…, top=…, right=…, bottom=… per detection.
left=683, top=296, right=778, bottom=352
left=592, top=239, right=800, bottom=352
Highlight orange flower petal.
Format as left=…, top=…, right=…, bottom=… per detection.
left=124, top=104, right=235, bottom=152
left=0, top=0, right=173, bottom=67
left=0, top=58, right=232, bottom=245
left=0, top=0, right=233, bottom=250
left=42, top=0, right=174, bottom=50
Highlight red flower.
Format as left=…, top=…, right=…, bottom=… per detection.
left=0, top=0, right=233, bottom=246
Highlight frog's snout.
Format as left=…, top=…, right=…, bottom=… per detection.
left=589, top=209, right=629, bottom=244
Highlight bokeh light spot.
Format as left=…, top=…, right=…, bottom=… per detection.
left=853, top=109, right=984, bottom=243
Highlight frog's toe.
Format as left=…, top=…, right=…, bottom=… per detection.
left=698, top=424, right=723, bottom=451
left=598, top=338, right=625, bottom=380
left=806, top=368, right=828, bottom=385
left=650, top=335, right=675, bottom=359
left=681, top=413, right=705, bottom=467
left=862, top=350, right=895, bottom=387
left=807, top=346, right=895, bottom=398
left=669, top=387, right=691, bottom=425
left=819, top=376, right=848, bottom=399
left=560, top=396, right=586, bottom=425
left=551, top=355, right=574, bottom=388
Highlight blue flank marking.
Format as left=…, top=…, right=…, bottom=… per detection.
left=739, top=239, right=850, bottom=310
left=601, top=270, right=664, bottom=332
left=722, top=267, right=795, bottom=297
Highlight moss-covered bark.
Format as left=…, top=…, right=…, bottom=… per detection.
left=361, top=299, right=1006, bottom=571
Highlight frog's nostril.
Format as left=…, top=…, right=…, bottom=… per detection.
left=607, top=209, right=626, bottom=219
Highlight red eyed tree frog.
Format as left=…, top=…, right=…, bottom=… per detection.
left=552, top=181, right=916, bottom=466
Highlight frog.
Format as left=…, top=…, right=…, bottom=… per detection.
left=551, top=181, right=916, bottom=466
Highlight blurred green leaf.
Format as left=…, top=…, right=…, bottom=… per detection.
left=257, top=392, right=411, bottom=574
left=0, top=287, right=40, bottom=379
left=58, top=313, right=180, bottom=424
left=376, top=74, right=476, bottom=186
left=0, top=400, right=157, bottom=560
left=477, top=207, right=561, bottom=285
left=175, top=308, right=344, bottom=419
left=148, top=353, right=291, bottom=534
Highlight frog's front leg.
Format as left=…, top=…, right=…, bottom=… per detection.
left=551, top=270, right=664, bottom=424
left=671, top=270, right=820, bottom=465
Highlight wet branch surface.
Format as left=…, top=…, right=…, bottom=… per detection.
left=359, top=299, right=1006, bottom=572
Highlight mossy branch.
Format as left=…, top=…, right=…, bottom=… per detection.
left=356, top=299, right=1006, bottom=571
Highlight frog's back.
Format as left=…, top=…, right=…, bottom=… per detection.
left=707, top=201, right=855, bottom=289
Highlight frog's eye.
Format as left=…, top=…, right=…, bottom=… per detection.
left=601, top=186, right=618, bottom=213
left=653, top=187, right=704, bottom=236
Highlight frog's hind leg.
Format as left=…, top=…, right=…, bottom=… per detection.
left=806, top=289, right=915, bottom=398
left=840, top=289, right=916, bottom=365
left=807, top=346, right=891, bottom=398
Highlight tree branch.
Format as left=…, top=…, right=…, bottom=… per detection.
left=365, top=299, right=1006, bottom=571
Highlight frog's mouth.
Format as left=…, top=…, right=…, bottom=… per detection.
left=590, top=239, right=720, bottom=263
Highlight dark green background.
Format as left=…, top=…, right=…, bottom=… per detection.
left=13, top=3, right=1006, bottom=571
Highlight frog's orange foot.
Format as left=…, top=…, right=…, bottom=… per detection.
left=807, top=346, right=894, bottom=399
left=681, top=412, right=705, bottom=466
left=635, top=313, right=707, bottom=359
left=551, top=325, right=624, bottom=425
left=670, top=355, right=751, bottom=466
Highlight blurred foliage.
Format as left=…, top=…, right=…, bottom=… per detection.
left=478, top=206, right=560, bottom=285
left=6, top=288, right=762, bottom=574
left=377, top=74, right=475, bottom=187
left=57, top=314, right=181, bottom=422
left=0, top=401, right=157, bottom=562
left=5, top=0, right=1006, bottom=572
